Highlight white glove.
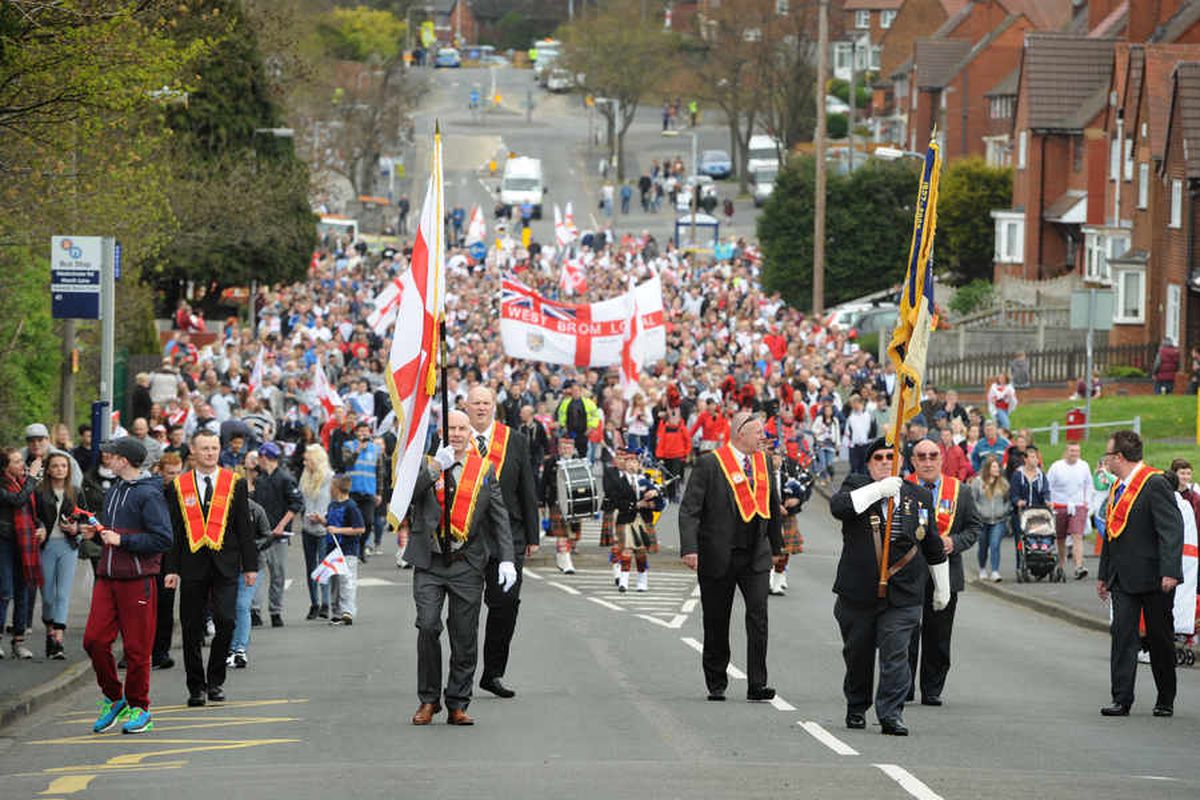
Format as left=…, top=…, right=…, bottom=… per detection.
left=433, top=445, right=456, bottom=472
left=497, top=561, right=518, bottom=593
left=930, top=560, right=951, bottom=611
left=849, top=475, right=904, bottom=514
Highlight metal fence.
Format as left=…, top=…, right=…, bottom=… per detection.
left=926, top=343, right=1157, bottom=389
left=1030, top=416, right=1141, bottom=446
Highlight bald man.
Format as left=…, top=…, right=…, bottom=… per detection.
left=464, top=385, right=540, bottom=699
left=679, top=411, right=784, bottom=702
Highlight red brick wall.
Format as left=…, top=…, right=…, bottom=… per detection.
left=940, top=26, right=1026, bottom=161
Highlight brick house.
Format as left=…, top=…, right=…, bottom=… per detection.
left=836, top=0, right=902, bottom=81
left=873, top=0, right=966, bottom=141
left=1159, top=62, right=1200, bottom=350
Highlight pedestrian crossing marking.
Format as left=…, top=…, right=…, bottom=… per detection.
left=357, top=577, right=397, bottom=587
left=587, top=597, right=624, bottom=611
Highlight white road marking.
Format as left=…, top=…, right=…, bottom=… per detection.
left=691, top=585, right=702, bottom=596
left=1134, top=776, right=1180, bottom=782
left=284, top=579, right=293, bottom=591
left=680, top=636, right=703, bottom=653
left=681, top=599, right=698, bottom=613
left=874, top=764, right=944, bottom=800
left=356, top=577, right=396, bottom=587
left=769, top=696, right=796, bottom=712
left=548, top=581, right=581, bottom=596
left=587, top=597, right=624, bottom=611
left=797, top=721, right=859, bottom=756
left=726, top=664, right=747, bottom=680
left=636, top=614, right=686, bottom=629
left=523, top=568, right=544, bottom=580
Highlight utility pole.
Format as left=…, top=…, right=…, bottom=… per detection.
left=848, top=37, right=856, bottom=173
left=813, top=0, right=828, bottom=317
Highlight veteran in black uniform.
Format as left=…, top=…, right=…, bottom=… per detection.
left=829, top=437, right=950, bottom=736
left=1097, top=429, right=1183, bottom=718
left=906, top=437, right=980, bottom=706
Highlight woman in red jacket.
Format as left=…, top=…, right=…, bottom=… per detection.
left=655, top=407, right=691, bottom=501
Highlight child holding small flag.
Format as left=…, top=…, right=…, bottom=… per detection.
left=326, top=475, right=364, bottom=625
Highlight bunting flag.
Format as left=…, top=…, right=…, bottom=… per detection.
left=386, top=130, right=447, bottom=526
left=312, top=362, right=344, bottom=417
left=619, top=278, right=643, bottom=398
left=466, top=205, right=487, bottom=246
left=247, top=345, right=266, bottom=396
left=366, top=277, right=405, bottom=337
left=885, top=139, right=942, bottom=444
left=559, top=256, right=587, bottom=296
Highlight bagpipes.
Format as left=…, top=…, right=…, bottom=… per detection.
left=780, top=459, right=814, bottom=514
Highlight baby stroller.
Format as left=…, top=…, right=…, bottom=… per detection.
left=1015, top=507, right=1064, bottom=583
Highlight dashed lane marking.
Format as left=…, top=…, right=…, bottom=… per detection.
left=587, top=597, right=624, bottom=611
left=356, top=577, right=397, bottom=587
left=874, top=764, right=944, bottom=800
left=523, top=567, right=545, bottom=580
left=636, top=614, right=686, bottom=629
left=548, top=581, right=581, bottom=595
left=769, top=696, right=796, bottom=712
left=797, top=721, right=859, bottom=756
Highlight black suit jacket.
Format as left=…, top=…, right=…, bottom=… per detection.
left=679, top=451, right=783, bottom=578
left=450, top=425, right=540, bottom=552
left=164, top=472, right=258, bottom=582
left=830, top=474, right=948, bottom=609
left=913, top=476, right=981, bottom=593
left=1099, top=469, right=1184, bottom=594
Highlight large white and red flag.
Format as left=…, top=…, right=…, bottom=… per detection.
left=564, top=202, right=578, bottom=241
left=312, top=362, right=344, bottom=417
left=619, top=278, right=643, bottom=398
left=247, top=345, right=266, bottom=396
left=499, top=275, right=665, bottom=367
left=554, top=204, right=575, bottom=249
left=559, top=256, right=587, bottom=296
left=386, top=131, right=447, bottom=525
left=466, top=205, right=487, bottom=246
left=366, top=277, right=404, bottom=337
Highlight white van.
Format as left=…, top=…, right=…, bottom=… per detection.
left=500, top=156, right=545, bottom=219
left=746, top=134, right=782, bottom=176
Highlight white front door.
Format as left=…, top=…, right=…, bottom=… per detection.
left=1167, top=283, right=1182, bottom=345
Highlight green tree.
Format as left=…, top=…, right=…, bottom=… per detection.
left=759, top=156, right=921, bottom=310
left=937, top=157, right=1012, bottom=285
left=317, top=5, right=407, bottom=62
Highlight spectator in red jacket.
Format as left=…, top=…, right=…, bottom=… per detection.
left=1154, top=336, right=1180, bottom=394
left=655, top=407, right=691, bottom=501
left=689, top=400, right=729, bottom=453
left=938, top=428, right=973, bottom=481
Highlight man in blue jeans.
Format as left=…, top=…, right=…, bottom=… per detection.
left=228, top=497, right=272, bottom=669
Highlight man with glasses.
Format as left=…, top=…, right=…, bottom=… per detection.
left=679, top=411, right=784, bottom=703
left=830, top=438, right=951, bottom=736
left=1096, top=430, right=1183, bottom=718
left=905, top=439, right=980, bottom=708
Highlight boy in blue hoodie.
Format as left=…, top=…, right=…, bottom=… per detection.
left=81, top=438, right=173, bottom=735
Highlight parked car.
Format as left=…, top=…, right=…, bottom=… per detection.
left=751, top=165, right=777, bottom=207
left=546, top=68, right=573, bottom=93
left=698, top=149, right=733, bottom=179
left=676, top=175, right=718, bottom=213
left=853, top=305, right=900, bottom=336
left=434, top=48, right=461, bottom=68
left=825, top=94, right=851, bottom=114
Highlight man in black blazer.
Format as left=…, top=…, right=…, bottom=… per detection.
left=465, top=385, right=540, bottom=699
left=1097, top=430, right=1184, bottom=717
left=164, top=430, right=258, bottom=707
left=679, top=411, right=784, bottom=702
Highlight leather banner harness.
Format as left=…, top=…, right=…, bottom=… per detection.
left=713, top=444, right=770, bottom=522
left=175, top=470, right=238, bottom=552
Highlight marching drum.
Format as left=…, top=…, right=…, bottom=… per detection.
left=556, top=459, right=599, bottom=520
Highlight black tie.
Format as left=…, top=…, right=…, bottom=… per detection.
left=203, top=476, right=213, bottom=514
left=476, top=435, right=488, bottom=457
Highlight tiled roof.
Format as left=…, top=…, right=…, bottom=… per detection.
left=1021, top=33, right=1116, bottom=131
left=844, top=0, right=904, bottom=9
left=1042, top=190, right=1087, bottom=223
left=997, top=0, right=1074, bottom=31
left=932, top=0, right=974, bottom=37
left=1163, top=62, right=1200, bottom=178
left=914, top=37, right=972, bottom=89
left=985, top=67, right=1020, bottom=97
left=1142, top=46, right=1200, bottom=160
left=1088, top=0, right=1129, bottom=38
left=938, top=0, right=968, bottom=15
left=1153, top=1, right=1200, bottom=44
left=890, top=56, right=913, bottom=80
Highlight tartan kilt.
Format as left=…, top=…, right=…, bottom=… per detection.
left=616, top=518, right=659, bottom=554
left=781, top=515, right=805, bottom=555
left=599, top=510, right=616, bottom=548
left=548, top=505, right=582, bottom=540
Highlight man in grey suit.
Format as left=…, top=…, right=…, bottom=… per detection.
left=405, top=410, right=516, bottom=726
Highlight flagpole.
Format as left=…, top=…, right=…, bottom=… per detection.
left=434, top=120, right=452, bottom=566
left=878, top=387, right=903, bottom=598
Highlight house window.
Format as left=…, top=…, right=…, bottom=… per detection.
left=992, top=213, right=1024, bottom=264
left=881, top=9, right=897, bottom=28
left=834, top=42, right=853, bottom=74
left=1167, top=284, right=1182, bottom=345
left=985, top=136, right=1010, bottom=168
left=1114, top=268, right=1145, bottom=323
left=988, top=96, right=1014, bottom=120
left=1138, top=163, right=1149, bottom=209
left=869, top=45, right=881, bottom=71
left=1084, top=231, right=1128, bottom=285
left=855, top=10, right=870, bottom=28
left=1123, top=138, right=1134, bottom=181
left=1171, top=179, right=1184, bottom=229
left=775, top=0, right=789, bottom=14
left=1017, top=130, right=1027, bottom=170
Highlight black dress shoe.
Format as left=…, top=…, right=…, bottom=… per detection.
left=845, top=712, right=866, bottom=729
left=479, top=677, right=516, bottom=698
left=1100, top=703, right=1130, bottom=717
left=921, top=696, right=943, bottom=707
left=306, top=605, right=319, bottom=621
left=152, top=655, right=174, bottom=670
left=881, top=718, right=909, bottom=736
left=187, top=692, right=206, bottom=707
left=707, top=689, right=726, bottom=701
left=207, top=686, right=226, bottom=702
left=746, top=686, right=776, bottom=702
left=1153, top=705, right=1174, bottom=717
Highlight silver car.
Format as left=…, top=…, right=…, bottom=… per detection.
left=751, top=166, right=778, bottom=207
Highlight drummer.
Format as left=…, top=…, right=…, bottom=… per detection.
left=546, top=436, right=584, bottom=574
left=602, top=445, right=661, bottom=593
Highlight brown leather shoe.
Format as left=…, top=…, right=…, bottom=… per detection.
left=411, top=702, right=442, bottom=725
left=446, top=708, right=475, bottom=726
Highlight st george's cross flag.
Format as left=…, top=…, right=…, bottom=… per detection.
left=466, top=205, right=487, bottom=246
left=312, top=362, right=344, bottom=417
left=559, top=256, right=587, bottom=296
left=247, top=345, right=266, bottom=396
left=310, top=539, right=350, bottom=584
left=619, top=278, right=643, bottom=398
left=885, top=138, right=942, bottom=444
left=564, top=202, right=579, bottom=241
left=366, top=277, right=404, bottom=337
left=386, top=131, right=447, bottom=526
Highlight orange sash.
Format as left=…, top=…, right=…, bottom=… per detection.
left=175, top=469, right=238, bottom=553
left=713, top=445, right=770, bottom=522
left=908, top=474, right=959, bottom=537
left=475, top=423, right=511, bottom=481
left=437, top=451, right=488, bottom=543
left=1106, top=465, right=1161, bottom=541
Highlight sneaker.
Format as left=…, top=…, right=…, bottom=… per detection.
left=51, top=640, right=66, bottom=660
left=364, top=545, right=374, bottom=556
left=225, top=651, right=236, bottom=667
left=1075, top=567, right=1089, bottom=580
left=1138, top=650, right=1151, bottom=664
left=341, top=613, right=353, bottom=626
left=93, top=697, right=128, bottom=733
left=329, top=617, right=343, bottom=626
left=990, top=571, right=1002, bottom=582
left=121, top=707, right=153, bottom=735
left=979, top=568, right=988, bottom=581
left=318, top=604, right=330, bottom=619
left=768, top=571, right=785, bottom=596
left=233, top=650, right=247, bottom=669
left=395, top=552, right=408, bottom=569
left=12, top=640, right=33, bottom=659
left=0, top=642, right=6, bottom=659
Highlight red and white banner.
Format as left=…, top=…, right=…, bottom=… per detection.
left=466, top=205, right=487, bottom=246
left=554, top=203, right=575, bottom=249
left=386, top=134, right=446, bottom=525
left=559, top=257, right=587, bottom=296
left=247, top=346, right=266, bottom=396
left=312, top=362, right=344, bottom=417
left=500, top=275, right=665, bottom=367
left=619, top=279, right=643, bottom=398
left=564, top=202, right=578, bottom=241
left=366, top=277, right=404, bottom=337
